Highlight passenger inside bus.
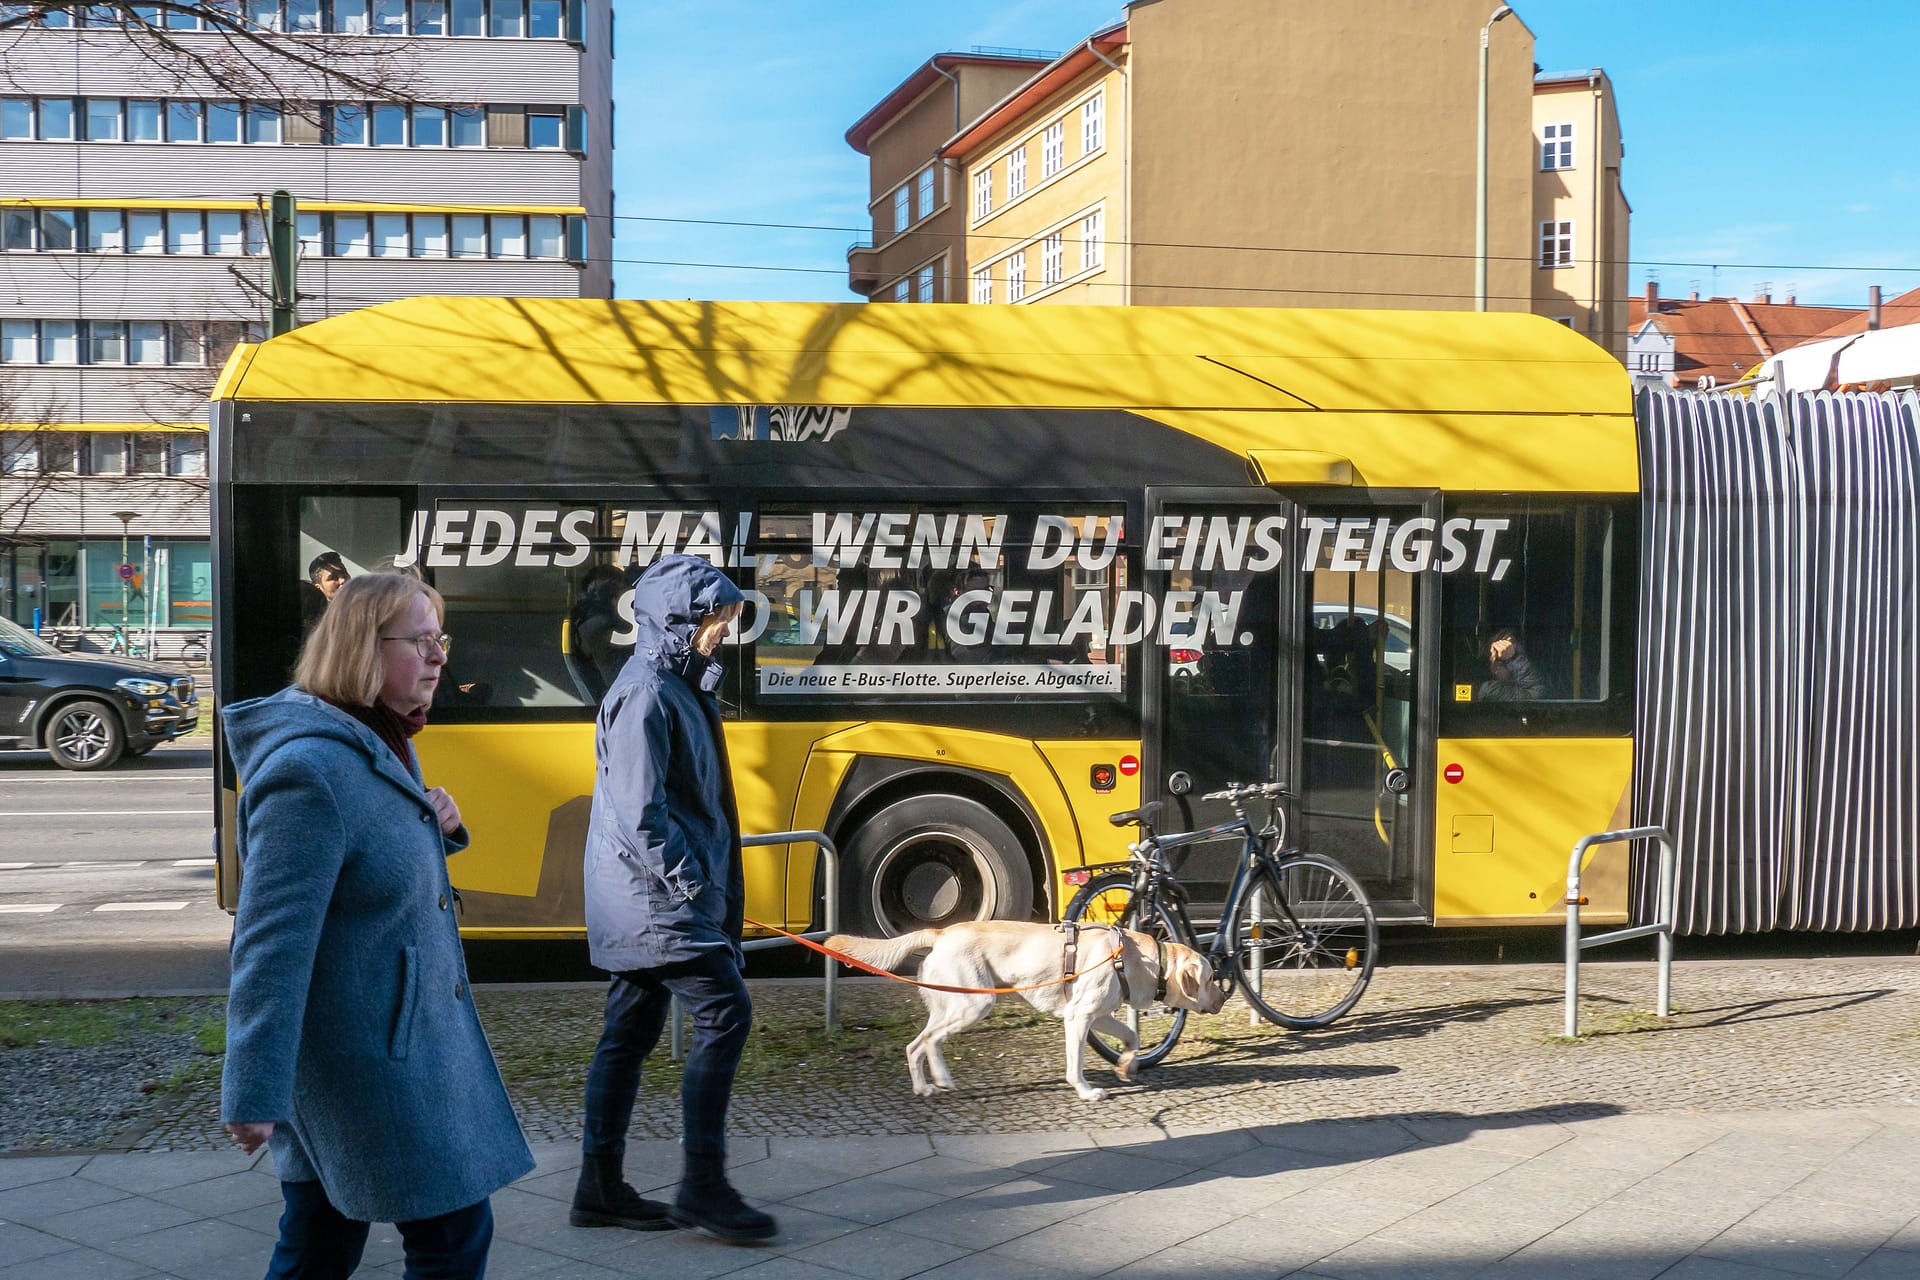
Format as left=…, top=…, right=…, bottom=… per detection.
left=1477, top=628, right=1545, bottom=702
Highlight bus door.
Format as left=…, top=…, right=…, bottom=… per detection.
left=1144, top=493, right=1298, bottom=910
left=1294, top=501, right=1434, bottom=919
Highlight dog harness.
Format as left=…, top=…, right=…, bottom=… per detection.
left=1054, top=922, right=1168, bottom=1005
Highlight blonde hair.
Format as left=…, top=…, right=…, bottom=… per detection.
left=294, top=573, right=445, bottom=706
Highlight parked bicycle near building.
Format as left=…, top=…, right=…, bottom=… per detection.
left=1063, top=781, right=1379, bottom=1067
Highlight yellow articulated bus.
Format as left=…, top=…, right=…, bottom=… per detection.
left=211, top=299, right=1638, bottom=939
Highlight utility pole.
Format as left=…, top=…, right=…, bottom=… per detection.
left=269, top=190, right=298, bottom=336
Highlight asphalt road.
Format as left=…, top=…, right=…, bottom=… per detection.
left=0, top=741, right=232, bottom=997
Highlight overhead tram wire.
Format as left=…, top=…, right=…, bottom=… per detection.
left=103, top=189, right=1920, bottom=280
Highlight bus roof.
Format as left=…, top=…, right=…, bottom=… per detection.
left=215, top=298, right=1637, bottom=492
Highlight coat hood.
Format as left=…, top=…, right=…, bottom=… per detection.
left=629, top=555, right=745, bottom=691
left=222, top=687, right=393, bottom=781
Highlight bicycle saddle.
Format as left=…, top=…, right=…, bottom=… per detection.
left=1107, top=801, right=1164, bottom=828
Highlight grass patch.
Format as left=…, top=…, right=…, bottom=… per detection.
left=0, top=998, right=226, bottom=1052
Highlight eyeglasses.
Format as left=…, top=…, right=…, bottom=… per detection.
left=380, top=632, right=452, bottom=659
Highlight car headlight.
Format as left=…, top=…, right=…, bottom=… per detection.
left=117, top=677, right=169, bottom=698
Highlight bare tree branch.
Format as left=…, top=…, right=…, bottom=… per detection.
left=0, top=3, right=423, bottom=107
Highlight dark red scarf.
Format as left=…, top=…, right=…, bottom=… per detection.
left=321, top=697, right=428, bottom=768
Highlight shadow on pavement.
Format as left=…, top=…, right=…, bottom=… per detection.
left=0, top=744, right=212, bottom=774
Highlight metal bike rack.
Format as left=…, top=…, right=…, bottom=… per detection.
left=670, top=829, right=840, bottom=1060
left=1563, top=825, right=1677, bottom=1037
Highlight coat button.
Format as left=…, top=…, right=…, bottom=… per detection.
left=455, top=983, right=466, bottom=1000
left=419, top=812, right=432, bottom=823
left=438, top=894, right=449, bottom=910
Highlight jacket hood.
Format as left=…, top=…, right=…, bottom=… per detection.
left=222, top=687, right=386, bottom=780
left=629, top=555, right=744, bottom=689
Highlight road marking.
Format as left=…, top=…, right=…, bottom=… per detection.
left=0, top=810, right=206, bottom=817
left=0, top=863, right=30, bottom=870
left=0, top=903, right=61, bottom=913
left=94, top=901, right=190, bottom=912
left=173, top=859, right=213, bottom=867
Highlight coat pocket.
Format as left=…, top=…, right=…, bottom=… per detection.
left=390, top=945, right=420, bottom=1060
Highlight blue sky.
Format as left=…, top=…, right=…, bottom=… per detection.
left=615, top=1, right=1919, bottom=310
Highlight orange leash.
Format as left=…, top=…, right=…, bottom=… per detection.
left=742, top=916, right=1126, bottom=997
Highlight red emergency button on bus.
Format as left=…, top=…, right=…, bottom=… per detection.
left=1444, top=763, right=1464, bottom=784
left=1118, top=755, right=1140, bottom=777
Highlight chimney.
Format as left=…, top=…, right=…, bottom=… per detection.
left=1689, top=290, right=1699, bottom=301
left=1759, top=292, right=1772, bottom=305
left=1644, top=280, right=1658, bottom=311
left=1786, top=295, right=1796, bottom=306
left=1870, top=285, right=1882, bottom=331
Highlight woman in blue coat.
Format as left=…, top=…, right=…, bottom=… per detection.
left=572, top=554, right=777, bottom=1243
left=222, top=573, right=533, bottom=1279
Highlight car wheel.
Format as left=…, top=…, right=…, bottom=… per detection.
left=841, top=794, right=1034, bottom=937
left=45, top=700, right=125, bottom=771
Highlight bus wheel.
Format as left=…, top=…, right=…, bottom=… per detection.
left=842, top=795, right=1033, bottom=938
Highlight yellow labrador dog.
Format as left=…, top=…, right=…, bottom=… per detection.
left=827, top=920, right=1225, bottom=1102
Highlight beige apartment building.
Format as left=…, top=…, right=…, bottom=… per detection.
left=846, top=0, right=1629, bottom=362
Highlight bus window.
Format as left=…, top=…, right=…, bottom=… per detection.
left=746, top=506, right=1129, bottom=711
left=297, top=494, right=405, bottom=634
left=1439, top=499, right=1634, bottom=736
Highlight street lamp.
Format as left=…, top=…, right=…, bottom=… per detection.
left=1475, top=4, right=1515, bottom=311
left=111, top=510, right=140, bottom=635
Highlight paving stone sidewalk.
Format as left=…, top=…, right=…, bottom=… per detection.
left=3, top=956, right=1918, bottom=1277
left=122, top=954, right=1920, bottom=1150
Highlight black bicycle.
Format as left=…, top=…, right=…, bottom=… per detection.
left=1062, top=781, right=1379, bottom=1068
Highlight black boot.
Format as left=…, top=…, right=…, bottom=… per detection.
left=570, top=1151, right=675, bottom=1230
left=669, top=1152, right=777, bottom=1243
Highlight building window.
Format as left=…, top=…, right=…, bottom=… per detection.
left=1541, top=121, right=1574, bottom=170
left=244, top=104, right=281, bottom=144
left=1539, top=220, right=1574, bottom=268
left=40, top=321, right=79, bottom=364
left=331, top=213, right=370, bottom=257
left=892, top=184, right=909, bottom=234
left=38, top=209, right=76, bottom=252
left=1081, top=209, right=1103, bottom=270
left=165, top=209, right=204, bottom=255
left=326, top=103, right=367, bottom=145
left=915, top=167, right=935, bottom=222
left=1636, top=352, right=1662, bottom=372
left=412, top=105, right=447, bottom=146
left=451, top=214, right=487, bottom=257
left=85, top=320, right=125, bottom=365
left=85, top=98, right=122, bottom=141
left=973, top=267, right=991, bottom=305
left=489, top=0, right=524, bottom=37
left=973, top=168, right=992, bottom=220
left=1041, top=120, right=1064, bottom=178
left=526, top=108, right=565, bottom=149
left=372, top=103, right=408, bottom=145
left=916, top=263, right=936, bottom=302
left=1008, top=250, right=1026, bottom=302
left=373, top=213, right=410, bottom=257
left=167, top=99, right=203, bottom=142
left=489, top=214, right=527, bottom=258
left=1082, top=93, right=1103, bottom=155
left=1041, top=232, right=1063, bottom=287
left=128, top=211, right=164, bottom=253
left=891, top=279, right=909, bottom=303
left=38, top=97, right=76, bottom=141
left=0, top=320, right=35, bottom=363
left=1008, top=145, right=1026, bottom=198
left=0, top=98, right=31, bottom=140
left=207, top=100, right=243, bottom=143
left=87, top=210, right=129, bottom=255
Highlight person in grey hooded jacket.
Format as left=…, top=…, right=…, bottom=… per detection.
left=572, top=554, right=777, bottom=1243
left=222, top=572, right=533, bottom=1279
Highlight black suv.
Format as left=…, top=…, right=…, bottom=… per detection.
left=0, top=617, right=201, bottom=770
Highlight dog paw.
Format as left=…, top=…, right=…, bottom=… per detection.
left=914, top=1084, right=938, bottom=1098
left=1078, top=1087, right=1109, bottom=1102
left=1116, top=1052, right=1139, bottom=1081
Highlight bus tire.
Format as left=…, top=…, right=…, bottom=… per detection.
left=841, top=795, right=1034, bottom=938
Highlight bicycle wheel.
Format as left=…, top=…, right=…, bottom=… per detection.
left=1226, top=853, right=1378, bottom=1029
left=1062, top=871, right=1189, bottom=1070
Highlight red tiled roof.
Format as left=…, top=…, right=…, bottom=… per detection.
left=939, top=24, right=1128, bottom=160
left=1629, top=296, right=1863, bottom=385
left=1808, top=285, right=1920, bottom=339
left=845, top=52, right=1054, bottom=155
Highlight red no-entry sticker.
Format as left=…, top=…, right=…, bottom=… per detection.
left=1118, top=755, right=1140, bottom=777
left=1444, top=763, right=1465, bottom=784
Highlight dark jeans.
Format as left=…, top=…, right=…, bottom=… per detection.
left=264, top=1179, right=492, bottom=1279
left=582, top=949, right=752, bottom=1162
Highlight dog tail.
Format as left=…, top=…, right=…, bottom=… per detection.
left=825, top=930, right=941, bottom=973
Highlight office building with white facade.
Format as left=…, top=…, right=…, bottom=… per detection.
left=0, top=0, right=613, bottom=648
